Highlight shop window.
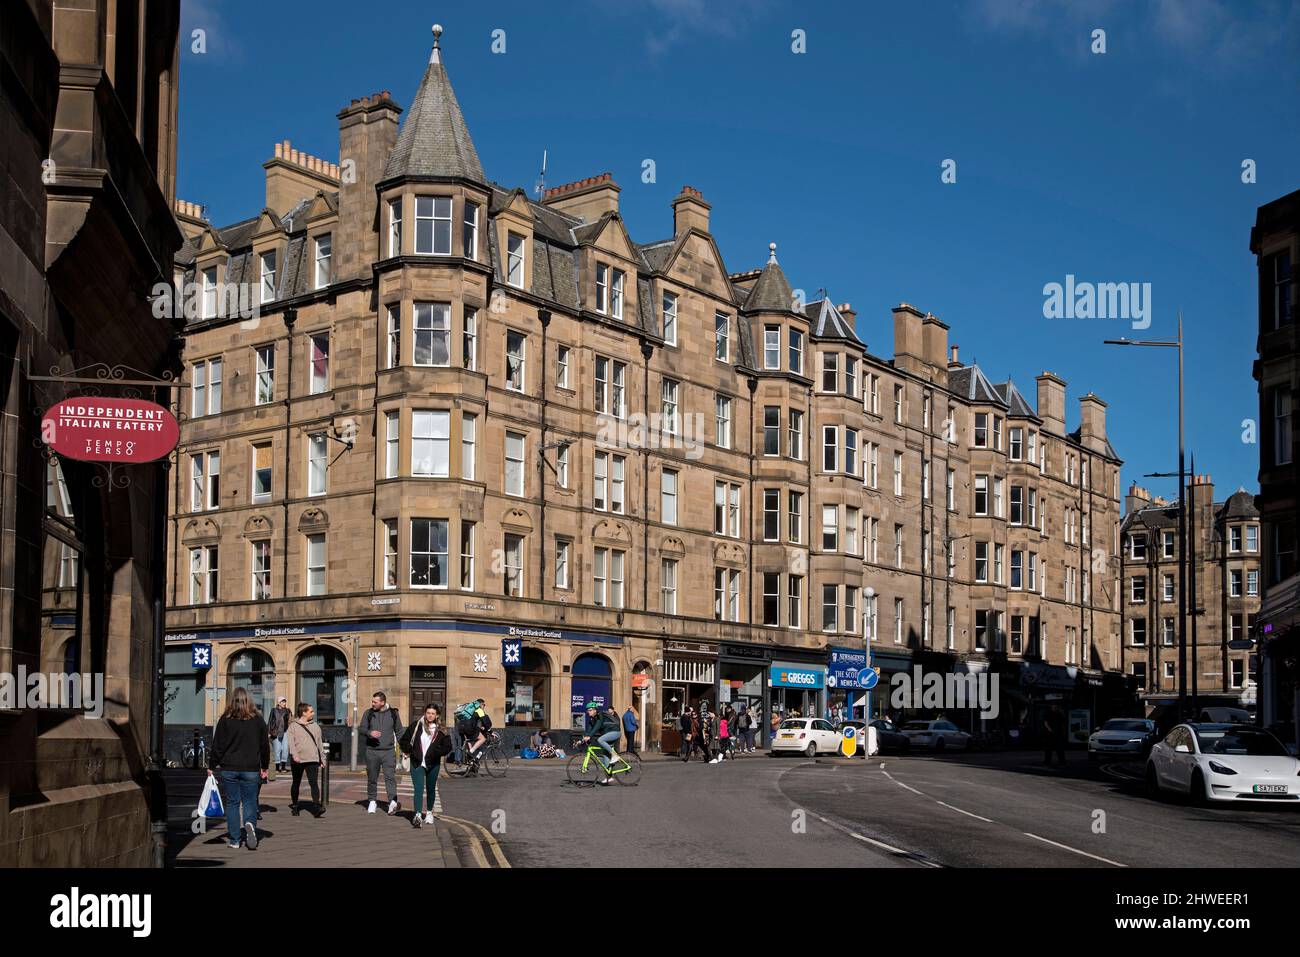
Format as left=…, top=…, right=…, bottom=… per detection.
left=570, top=653, right=612, bottom=729
left=506, top=648, right=551, bottom=728
left=227, top=649, right=276, bottom=716
left=164, top=646, right=207, bottom=725
left=297, top=646, right=348, bottom=725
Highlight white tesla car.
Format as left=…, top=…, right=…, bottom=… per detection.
left=1145, top=723, right=1300, bottom=804
left=900, top=720, right=971, bottom=752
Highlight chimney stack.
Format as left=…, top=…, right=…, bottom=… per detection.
left=671, top=186, right=710, bottom=235
left=262, top=138, right=342, bottom=216
left=336, top=90, right=402, bottom=282
left=1078, top=392, right=1108, bottom=454
left=948, top=344, right=960, bottom=368
left=541, top=173, right=620, bottom=221
left=1036, top=372, right=1067, bottom=435
left=922, top=312, right=949, bottom=373
left=1125, top=481, right=1151, bottom=515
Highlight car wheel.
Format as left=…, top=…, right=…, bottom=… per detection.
left=1145, top=763, right=1161, bottom=800
left=1189, top=770, right=1208, bottom=807
left=805, top=742, right=817, bottom=758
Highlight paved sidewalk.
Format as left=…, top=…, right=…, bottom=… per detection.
left=164, top=769, right=504, bottom=868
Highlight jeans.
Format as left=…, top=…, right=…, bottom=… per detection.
left=290, top=761, right=320, bottom=808
left=365, top=748, right=398, bottom=802
left=624, top=728, right=638, bottom=754
left=597, top=730, right=621, bottom=761
left=272, top=736, right=289, bottom=765
left=220, top=770, right=260, bottom=844
left=411, top=761, right=440, bottom=814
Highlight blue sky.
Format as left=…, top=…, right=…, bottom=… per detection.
left=178, top=0, right=1300, bottom=502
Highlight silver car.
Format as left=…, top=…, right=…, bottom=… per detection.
left=1087, top=718, right=1158, bottom=760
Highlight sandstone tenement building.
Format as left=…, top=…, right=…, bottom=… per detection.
left=1120, top=478, right=1261, bottom=713
left=164, top=31, right=1129, bottom=756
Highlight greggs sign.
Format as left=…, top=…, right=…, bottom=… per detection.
left=41, top=397, right=179, bottom=463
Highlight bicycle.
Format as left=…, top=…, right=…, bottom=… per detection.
left=182, top=736, right=207, bottom=770
left=566, top=741, right=642, bottom=787
left=443, top=729, right=509, bottom=778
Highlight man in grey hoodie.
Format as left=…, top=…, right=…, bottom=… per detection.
left=361, top=691, right=405, bottom=815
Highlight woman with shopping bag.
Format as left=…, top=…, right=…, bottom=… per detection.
left=208, top=686, right=270, bottom=849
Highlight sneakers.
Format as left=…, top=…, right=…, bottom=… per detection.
left=424, top=811, right=434, bottom=825
left=367, top=800, right=377, bottom=814
left=411, top=813, right=423, bottom=828
left=388, top=799, right=400, bottom=815
left=290, top=804, right=301, bottom=816
left=243, top=821, right=258, bottom=850
left=227, top=840, right=241, bottom=849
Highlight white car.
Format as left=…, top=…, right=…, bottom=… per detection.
left=1145, top=723, right=1300, bottom=804
left=901, top=720, right=971, bottom=751
left=770, top=718, right=842, bottom=757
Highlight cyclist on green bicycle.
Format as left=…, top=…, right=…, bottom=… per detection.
left=580, top=702, right=622, bottom=785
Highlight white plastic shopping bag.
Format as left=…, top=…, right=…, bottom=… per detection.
left=198, top=774, right=225, bottom=818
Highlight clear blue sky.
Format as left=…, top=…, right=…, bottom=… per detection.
left=177, top=0, right=1300, bottom=503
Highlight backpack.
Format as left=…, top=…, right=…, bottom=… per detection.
left=454, top=701, right=480, bottom=721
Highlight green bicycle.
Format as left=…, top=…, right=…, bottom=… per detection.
left=566, top=743, right=642, bottom=787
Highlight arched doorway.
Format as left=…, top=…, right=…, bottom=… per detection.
left=631, top=660, right=653, bottom=750
left=296, top=645, right=348, bottom=725
left=227, top=649, right=276, bottom=715
left=506, top=647, right=551, bottom=729
left=570, top=652, right=612, bottom=730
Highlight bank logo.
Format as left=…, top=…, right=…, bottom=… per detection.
left=49, top=887, right=151, bottom=937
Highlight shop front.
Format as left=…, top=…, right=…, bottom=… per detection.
left=768, top=660, right=827, bottom=731
left=869, top=647, right=914, bottom=720
left=659, top=639, right=718, bottom=754
left=827, top=645, right=870, bottom=723
left=717, top=642, right=771, bottom=747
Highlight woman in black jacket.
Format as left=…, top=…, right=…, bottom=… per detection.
left=399, top=704, right=452, bottom=828
left=208, top=686, right=270, bottom=849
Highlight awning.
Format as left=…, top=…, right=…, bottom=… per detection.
left=1258, top=572, right=1300, bottom=638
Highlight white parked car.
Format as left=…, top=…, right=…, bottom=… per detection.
left=1145, top=723, right=1300, bottom=805
left=901, top=720, right=971, bottom=752
left=770, top=718, right=842, bottom=757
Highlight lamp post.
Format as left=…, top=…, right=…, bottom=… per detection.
left=862, top=586, right=875, bottom=727
left=1105, top=314, right=1187, bottom=718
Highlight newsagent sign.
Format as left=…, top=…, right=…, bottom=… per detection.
left=41, top=397, right=179, bottom=463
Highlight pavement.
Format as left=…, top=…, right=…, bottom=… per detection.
left=164, top=748, right=1300, bottom=868
left=164, top=768, right=508, bottom=868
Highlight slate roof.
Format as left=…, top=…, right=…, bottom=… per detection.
left=383, top=45, right=484, bottom=183
left=947, top=364, right=1005, bottom=405
left=804, top=298, right=862, bottom=344
left=991, top=379, right=1039, bottom=419
left=1218, top=488, right=1259, bottom=519
left=742, top=259, right=794, bottom=313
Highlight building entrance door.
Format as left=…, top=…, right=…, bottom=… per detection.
left=410, top=666, right=447, bottom=715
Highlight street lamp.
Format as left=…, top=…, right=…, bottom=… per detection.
left=862, top=586, right=875, bottom=727
left=1105, top=313, right=1187, bottom=718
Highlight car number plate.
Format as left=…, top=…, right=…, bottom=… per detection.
left=779, top=733, right=794, bottom=739
left=1253, top=784, right=1287, bottom=794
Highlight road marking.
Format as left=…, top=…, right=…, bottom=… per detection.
left=439, top=813, right=511, bottom=868
left=813, top=814, right=943, bottom=867
left=936, top=801, right=994, bottom=823
left=1023, top=831, right=1127, bottom=867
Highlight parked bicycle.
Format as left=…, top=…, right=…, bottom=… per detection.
left=443, top=729, right=509, bottom=777
left=566, top=742, right=642, bottom=787
left=182, top=735, right=207, bottom=770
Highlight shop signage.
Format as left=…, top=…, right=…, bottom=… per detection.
left=502, top=638, right=522, bottom=667
left=828, top=646, right=868, bottom=689
left=571, top=684, right=608, bottom=713
left=769, top=664, right=825, bottom=689
left=666, top=640, right=715, bottom=655
left=191, top=643, right=212, bottom=669
left=631, top=674, right=650, bottom=689
left=1020, top=662, right=1077, bottom=691
left=41, top=397, right=178, bottom=463
left=166, top=618, right=624, bottom=646
left=721, top=643, right=769, bottom=661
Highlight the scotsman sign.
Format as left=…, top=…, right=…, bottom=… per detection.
left=41, top=397, right=179, bottom=463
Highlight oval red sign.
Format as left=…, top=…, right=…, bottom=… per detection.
left=41, top=396, right=179, bottom=463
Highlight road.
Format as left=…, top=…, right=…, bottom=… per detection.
left=435, top=749, right=1300, bottom=868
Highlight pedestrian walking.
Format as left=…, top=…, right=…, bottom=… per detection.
left=737, top=706, right=755, bottom=752
left=678, top=707, right=694, bottom=761
left=208, top=686, right=269, bottom=849
left=622, top=706, right=639, bottom=754
left=399, top=703, right=452, bottom=828
left=1042, top=705, right=1067, bottom=767
left=689, top=709, right=713, bottom=763
left=712, top=712, right=732, bottom=763
left=268, top=697, right=292, bottom=772
left=285, top=702, right=326, bottom=818
left=360, top=690, right=405, bottom=815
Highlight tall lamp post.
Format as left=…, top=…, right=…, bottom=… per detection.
left=1105, top=314, right=1187, bottom=718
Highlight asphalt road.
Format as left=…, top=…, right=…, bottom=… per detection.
left=435, top=749, right=1300, bottom=868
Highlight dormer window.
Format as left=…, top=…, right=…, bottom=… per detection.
left=611, top=269, right=624, bottom=320
left=415, top=196, right=452, bottom=255
left=506, top=233, right=526, bottom=288
left=201, top=266, right=218, bottom=319
left=313, top=234, right=331, bottom=290
left=388, top=199, right=402, bottom=257
left=715, top=313, right=730, bottom=362
left=260, top=250, right=277, bottom=304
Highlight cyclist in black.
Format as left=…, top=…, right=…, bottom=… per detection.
left=457, top=698, right=492, bottom=768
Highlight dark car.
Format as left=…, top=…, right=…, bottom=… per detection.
left=1087, top=718, right=1159, bottom=760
